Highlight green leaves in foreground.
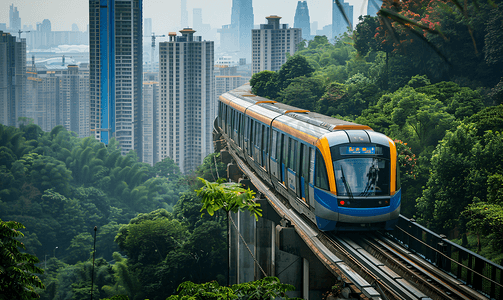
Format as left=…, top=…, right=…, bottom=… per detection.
left=167, top=276, right=299, bottom=300
left=0, top=219, right=44, bottom=300
left=196, top=178, right=261, bottom=220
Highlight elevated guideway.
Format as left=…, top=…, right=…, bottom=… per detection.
left=215, top=129, right=503, bottom=300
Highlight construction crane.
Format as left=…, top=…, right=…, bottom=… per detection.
left=143, top=32, right=165, bottom=65
left=17, top=29, right=31, bottom=40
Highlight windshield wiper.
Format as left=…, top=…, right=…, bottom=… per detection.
left=360, top=165, right=378, bottom=197
left=340, top=167, right=354, bottom=200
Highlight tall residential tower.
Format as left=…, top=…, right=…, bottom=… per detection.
left=158, top=29, right=215, bottom=173
left=252, top=16, right=302, bottom=74
left=89, top=0, right=143, bottom=156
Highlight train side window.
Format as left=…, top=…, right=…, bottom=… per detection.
left=301, top=144, right=309, bottom=178
left=282, top=134, right=288, bottom=167
left=271, top=130, right=278, bottom=159
left=264, top=127, right=270, bottom=154
left=309, top=148, right=315, bottom=184
left=315, top=149, right=329, bottom=190
left=249, top=119, right=254, bottom=146
left=290, top=139, right=297, bottom=171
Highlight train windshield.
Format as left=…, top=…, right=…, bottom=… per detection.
left=333, top=158, right=390, bottom=197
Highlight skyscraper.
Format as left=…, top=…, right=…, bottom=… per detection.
left=89, top=0, right=143, bottom=157
left=9, top=4, right=21, bottom=32
left=252, top=16, right=302, bottom=74
left=158, top=29, right=215, bottom=173
left=181, top=0, right=188, bottom=29
left=0, top=31, right=26, bottom=127
left=294, top=1, right=311, bottom=41
left=332, top=0, right=353, bottom=39
left=230, top=0, right=254, bottom=57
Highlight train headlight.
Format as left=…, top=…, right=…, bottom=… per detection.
left=339, top=200, right=345, bottom=206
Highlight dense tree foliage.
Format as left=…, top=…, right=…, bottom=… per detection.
left=0, top=219, right=44, bottom=300
left=247, top=0, right=503, bottom=260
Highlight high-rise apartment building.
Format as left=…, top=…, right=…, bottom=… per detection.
left=142, top=71, right=159, bottom=165
left=294, top=1, right=311, bottom=41
left=9, top=4, right=21, bottom=32
left=89, top=0, right=143, bottom=157
left=332, top=0, right=353, bottom=39
left=0, top=31, right=26, bottom=127
left=158, top=29, right=215, bottom=173
left=251, top=16, right=302, bottom=74
left=25, top=64, right=90, bottom=136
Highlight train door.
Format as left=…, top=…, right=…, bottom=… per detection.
left=232, top=110, right=237, bottom=142
left=308, top=148, right=315, bottom=206
left=236, top=113, right=241, bottom=148
left=247, top=118, right=253, bottom=158
left=262, top=125, right=269, bottom=170
left=254, top=122, right=261, bottom=165
left=287, top=139, right=299, bottom=195
left=300, top=143, right=310, bottom=203
left=270, top=130, right=279, bottom=179
left=281, top=134, right=287, bottom=186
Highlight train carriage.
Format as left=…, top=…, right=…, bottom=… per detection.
left=216, top=85, right=401, bottom=232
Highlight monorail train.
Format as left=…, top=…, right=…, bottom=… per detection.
left=216, top=85, right=400, bottom=232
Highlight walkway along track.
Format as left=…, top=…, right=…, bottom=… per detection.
left=219, top=134, right=489, bottom=300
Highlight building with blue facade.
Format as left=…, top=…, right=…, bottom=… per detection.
left=89, top=0, right=143, bottom=157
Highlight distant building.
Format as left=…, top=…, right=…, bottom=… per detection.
left=26, top=19, right=89, bottom=50
left=215, top=65, right=250, bottom=102
left=219, top=0, right=254, bottom=58
left=367, top=0, right=381, bottom=16
left=332, top=0, right=353, bottom=39
left=9, top=4, right=21, bottom=32
left=316, top=24, right=332, bottom=38
left=158, top=29, right=215, bottom=173
left=192, top=8, right=212, bottom=39
left=142, top=79, right=159, bottom=166
left=181, top=0, right=189, bottom=29
left=311, top=21, right=318, bottom=36
left=0, top=31, right=26, bottom=127
left=294, top=1, right=311, bottom=41
left=251, top=16, right=302, bottom=74
left=89, top=0, right=143, bottom=157
left=218, top=24, right=239, bottom=53
left=24, top=64, right=90, bottom=136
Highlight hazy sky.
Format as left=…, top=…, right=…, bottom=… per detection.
left=1, top=0, right=369, bottom=36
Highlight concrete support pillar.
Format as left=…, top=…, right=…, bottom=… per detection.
left=303, top=258, right=309, bottom=300
left=229, top=210, right=256, bottom=285
left=255, top=212, right=274, bottom=279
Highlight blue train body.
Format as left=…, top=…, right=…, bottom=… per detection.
left=217, top=86, right=401, bottom=232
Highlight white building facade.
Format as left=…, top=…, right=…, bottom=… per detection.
left=158, top=29, right=215, bottom=174
left=252, top=16, right=302, bottom=74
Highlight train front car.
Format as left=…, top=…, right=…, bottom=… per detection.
left=313, top=129, right=401, bottom=232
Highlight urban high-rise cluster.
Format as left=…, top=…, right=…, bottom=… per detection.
left=1, top=0, right=383, bottom=172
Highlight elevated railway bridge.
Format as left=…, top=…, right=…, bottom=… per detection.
left=213, top=90, right=503, bottom=300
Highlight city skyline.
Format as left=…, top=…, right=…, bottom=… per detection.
left=1, top=0, right=371, bottom=37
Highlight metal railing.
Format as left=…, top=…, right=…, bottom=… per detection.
left=389, top=215, right=503, bottom=299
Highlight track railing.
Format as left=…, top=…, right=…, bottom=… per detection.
left=388, top=215, right=503, bottom=299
